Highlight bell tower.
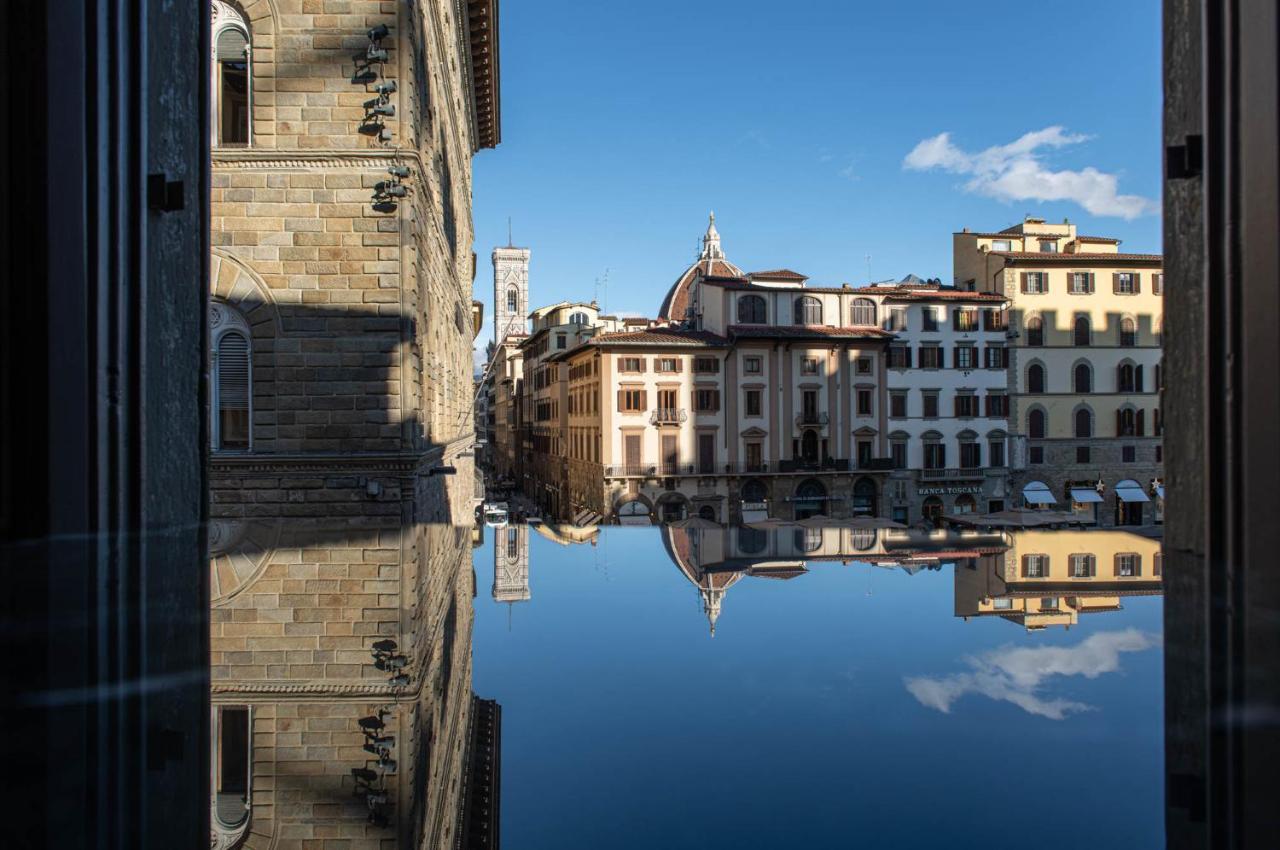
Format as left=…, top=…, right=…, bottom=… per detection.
left=492, top=242, right=530, bottom=345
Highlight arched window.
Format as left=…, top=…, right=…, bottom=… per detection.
left=1073, top=315, right=1091, bottom=346
left=794, top=295, right=822, bottom=326
left=1073, top=362, right=1092, bottom=393
left=1117, top=407, right=1138, bottom=436
left=1120, top=317, right=1137, bottom=347
left=1074, top=408, right=1093, bottom=438
left=569, top=311, right=588, bottom=325
left=738, top=526, right=767, bottom=554
left=851, top=298, right=877, bottom=326
left=210, top=301, right=252, bottom=451
left=793, top=478, right=827, bottom=519
left=954, top=494, right=978, bottom=514
left=737, top=294, right=766, bottom=324
left=506, top=287, right=518, bottom=312
left=852, top=477, right=877, bottom=517
left=742, top=479, right=768, bottom=504
left=1027, top=363, right=1045, bottom=394
left=1026, top=316, right=1044, bottom=347
left=794, top=527, right=823, bottom=553
left=1028, top=408, right=1047, bottom=439
left=213, top=2, right=251, bottom=147
left=213, top=705, right=252, bottom=834
left=1118, top=363, right=1136, bottom=393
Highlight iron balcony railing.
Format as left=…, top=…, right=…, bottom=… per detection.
left=794, top=411, right=829, bottom=426
left=919, top=467, right=985, bottom=480
left=778, top=458, right=850, bottom=473
left=650, top=408, right=688, bottom=425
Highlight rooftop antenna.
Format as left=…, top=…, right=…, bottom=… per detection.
left=865, top=254, right=872, bottom=284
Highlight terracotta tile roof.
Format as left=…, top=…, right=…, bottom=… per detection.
left=955, top=231, right=1027, bottom=239
left=849, top=286, right=1007, bottom=303
left=991, top=251, right=1162, bottom=264
left=727, top=324, right=895, bottom=340
left=587, top=328, right=728, bottom=347
left=1075, top=235, right=1122, bottom=243
left=747, top=269, right=809, bottom=281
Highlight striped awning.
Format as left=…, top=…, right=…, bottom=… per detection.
left=1070, top=487, right=1103, bottom=504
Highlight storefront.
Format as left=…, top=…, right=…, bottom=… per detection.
left=1022, top=480, right=1057, bottom=509
left=1068, top=483, right=1104, bottom=525
left=1114, top=479, right=1149, bottom=526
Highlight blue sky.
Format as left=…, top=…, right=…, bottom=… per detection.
left=472, top=0, right=1162, bottom=334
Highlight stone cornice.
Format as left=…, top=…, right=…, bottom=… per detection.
left=208, top=435, right=474, bottom=475
left=212, top=680, right=421, bottom=700
left=212, top=149, right=428, bottom=172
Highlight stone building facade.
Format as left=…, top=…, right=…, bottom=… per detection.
left=207, top=1, right=501, bottom=847
left=954, top=217, right=1164, bottom=526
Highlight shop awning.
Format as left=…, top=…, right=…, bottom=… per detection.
left=1115, top=485, right=1151, bottom=503
left=1070, top=488, right=1104, bottom=504
left=1022, top=482, right=1057, bottom=505
left=742, top=508, right=769, bottom=523
left=1156, top=486, right=1165, bottom=499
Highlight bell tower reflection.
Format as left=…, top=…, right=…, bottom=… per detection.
left=493, top=525, right=531, bottom=605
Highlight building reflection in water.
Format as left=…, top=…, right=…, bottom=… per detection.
left=657, top=523, right=1163, bottom=635
left=208, top=468, right=499, bottom=850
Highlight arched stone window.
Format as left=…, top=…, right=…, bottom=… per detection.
left=1074, top=407, right=1094, bottom=438
left=794, top=295, right=822, bottom=326
left=1073, top=315, right=1091, bottom=346
left=1028, top=407, right=1047, bottom=439
left=1027, top=362, right=1046, bottom=394
left=1073, top=362, right=1093, bottom=393
left=213, top=2, right=251, bottom=147
left=1119, top=316, right=1137, bottom=347
left=738, top=526, right=767, bottom=554
left=737, top=294, right=766, bottom=324
left=569, top=311, right=588, bottom=325
left=742, top=478, right=768, bottom=504
left=851, top=298, right=877, bottom=326
left=212, top=704, right=252, bottom=848
left=1118, top=362, right=1137, bottom=393
left=852, top=477, right=878, bottom=517
left=1117, top=406, right=1141, bottom=436
left=1025, top=315, right=1044, bottom=347
left=793, top=478, right=827, bottom=519
left=210, top=301, right=252, bottom=451
left=954, top=494, right=978, bottom=514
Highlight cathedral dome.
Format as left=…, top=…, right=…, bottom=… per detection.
left=657, top=212, right=744, bottom=322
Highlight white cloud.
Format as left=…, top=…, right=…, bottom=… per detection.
left=903, top=127, right=1156, bottom=219
left=904, top=629, right=1160, bottom=720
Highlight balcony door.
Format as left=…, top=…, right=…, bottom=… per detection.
left=801, top=429, right=819, bottom=465
left=661, top=434, right=678, bottom=474
left=698, top=433, right=715, bottom=474
left=624, top=434, right=642, bottom=470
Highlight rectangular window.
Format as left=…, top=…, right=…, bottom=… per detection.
left=1022, top=272, right=1048, bottom=294
left=556, top=334, right=567, bottom=349
left=992, top=597, right=1013, bottom=610
left=1115, top=553, right=1141, bottom=577
left=1115, top=272, right=1137, bottom=294
left=1070, top=554, right=1095, bottom=578
left=919, top=346, right=943, bottom=369
left=856, top=388, right=873, bottom=416
left=1122, top=445, right=1136, bottom=463
left=801, top=356, right=819, bottom=375
left=1070, top=272, right=1094, bottom=294
left=954, top=394, right=978, bottom=418
left=618, top=389, right=646, bottom=412
left=743, top=356, right=762, bottom=375
left=693, top=356, right=719, bottom=374
left=656, top=357, right=680, bottom=373
left=1039, top=240, right=1058, bottom=253
left=922, top=307, right=940, bottom=331
left=745, top=389, right=762, bottom=417
left=1154, top=273, right=1164, bottom=295
left=959, top=442, right=981, bottom=468
left=694, top=388, right=720, bottom=412
left=1077, top=445, right=1091, bottom=464
left=988, top=439, right=1005, bottom=467
left=745, top=442, right=763, bottom=471
left=985, top=393, right=1008, bottom=417
left=885, top=308, right=907, bottom=332
left=954, top=309, right=979, bottom=332
left=922, top=392, right=939, bottom=418
left=1022, top=554, right=1048, bottom=578
left=857, top=440, right=873, bottom=468
left=923, top=442, right=946, bottom=470
left=984, top=345, right=1007, bottom=369
left=991, top=240, right=1012, bottom=252
left=698, top=433, right=716, bottom=474
left=888, top=345, right=912, bottom=368
left=856, top=357, right=872, bottom=375
left=890, top=391, right=908, bottom=419
left=891, top=441, right=907, bottom=469
left=619, top=357, right=645, bottom=373
left=954, top=346, right=977, bottom=370
left=983, top=309, right=1007, bottom=331
left=1030, top=445, right=1045, bottom=464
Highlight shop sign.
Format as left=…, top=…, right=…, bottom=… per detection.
left=917, top=484, right=982, bottom=496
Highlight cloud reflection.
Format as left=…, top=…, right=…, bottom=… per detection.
left=905, top=629, right=1161, bottom=720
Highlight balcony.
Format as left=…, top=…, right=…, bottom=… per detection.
left=919, top=467, right=985, bottom=480
left=778, top=458, right=850, bottom=473
left=650, top=408, right=687, bottom=426
left=795, top=411, right=829, bottom=427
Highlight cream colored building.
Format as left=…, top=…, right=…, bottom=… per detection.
left=954, top=217, right=1163, bottom=525
left=953, top=528, right=1163, bottom=630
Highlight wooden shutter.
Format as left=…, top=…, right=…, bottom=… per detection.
left=217, top=333, right=250, bottom=409
left=1136, top=409, right=1146, bottom=436
left=1116, top=409, right=1124, bottom=436
left=1133, top=272, right=1142, bottom=293
left=216, top=26, right=248, bottom=61
left=1021, top=555, right=1030, bottom=577
left=640, top=390, right=647, bottom=410
left=1112, top=273, right=1121, bottom=293
left=1136, top=365, right=1145, bottom=392
left=1113, top=554, right=1122, bottom=577
left=1020, top=272, right=1028, bottom=293
left=674, top=358, right=683, bottom=373
left=1134, top=555, right=1143, bottom=577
